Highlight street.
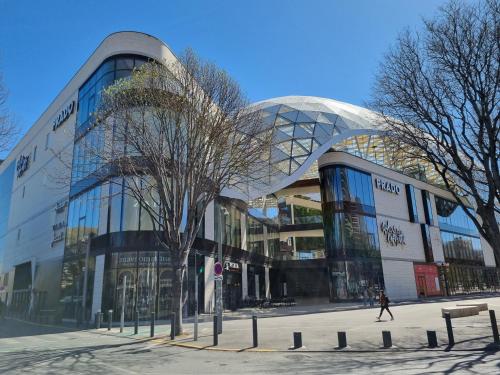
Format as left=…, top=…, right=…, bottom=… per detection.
left=1, top=297, right=500, bottom=374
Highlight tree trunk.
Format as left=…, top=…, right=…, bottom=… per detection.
left=170, top=252, right=184, bottom=336
left=480, top=208, right=500, bottom=265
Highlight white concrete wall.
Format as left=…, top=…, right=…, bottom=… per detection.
left=377, top=216, right=426, bottom=262
left=481, top=237, right=497, bottom=267
left=91, top=254, right=105, bottom=317
left=382, top=259, right=417, bottom=300
left=204, top=256, right=214, bottom=313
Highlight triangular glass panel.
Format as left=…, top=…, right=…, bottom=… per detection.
left=275, top=160, right=291, bottom=175
left=294, top=155, right=309, bottom=166
left=277, top=125, right=295, bottom=137
left=292, top=125, right=310, bottom=139
left=275, top=116, right=291, bottom=126
left=271, top=147, right=290, bottom=163
left=261, top=114, right=276, bottom=127
left=280, top=110, right=299, bottom=122
left=295, top=111, right=314, bottom=123
left=301, top=111, right=320, bottom=122
left=316, top=112, right=336, bottom=124
left=292, top=140, right=309, bottom=157
left=274, top=129, right=292, bottom=143
left=334, top=117, right=348, bottom=131
left=314, top=123, right=332, bottom=137
left=311, top=139, right=320, bottom=152
left=323, top=112, right=339, bottom=124
left=298, top=123, right=315, bottom=135
left=289, top=159, right=300, bottom=174
left=262, top=104, right=281, bottom=116
left=296, top=138, right=312, bottom=152
left=275, top=140, right=292, bottom=156
left=278, top=105, right=294, bottom=114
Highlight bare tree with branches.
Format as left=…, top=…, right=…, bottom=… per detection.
left=89, top=50, right=272, bottom=334
left=371, top=0, right=500, bottom=261
left=0, top=72, right=16, bottom=155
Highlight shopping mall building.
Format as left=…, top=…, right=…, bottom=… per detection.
left=0, top=32, right=498, bottom=322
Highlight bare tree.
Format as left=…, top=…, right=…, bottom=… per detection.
left=0, top=72, right=16, bottom=155
left=91, top=51, right=272, bottom=334
left=371, top=0, right=500, bottom=261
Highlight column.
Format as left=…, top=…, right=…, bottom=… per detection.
left=205, top=201, right=215, bottom=241
left=91, top=254, right=105, bottom=317
left=265, top=266, right=271, bottom=298
left=240, top=213, right=247, bottom=250
left=241, top=262, right=248, bottom=299
left=204, top=256, right=215, bottom=313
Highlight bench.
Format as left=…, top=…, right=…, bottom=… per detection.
left=456, top=302, right=488, bottom=312
left=441, top=306, right=480, bottom=318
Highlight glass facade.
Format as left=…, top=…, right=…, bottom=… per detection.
left=319, top=165, right=383, bottom=300
left=0, top=161, right=15, bottom=275
left=434, top=196, right=496, bottom=294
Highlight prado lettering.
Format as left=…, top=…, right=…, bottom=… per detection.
left=52, top=101, right=75, bottom=131
left=375, top=178, right=401, bottom=195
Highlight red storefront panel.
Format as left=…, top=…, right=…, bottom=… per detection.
left=414, top=264, right=442, bottom=297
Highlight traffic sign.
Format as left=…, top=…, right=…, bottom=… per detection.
left=214, top=261, right=223, bottom=276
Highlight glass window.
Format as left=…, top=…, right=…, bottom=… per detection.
left=109, top=178, right=123, bottom=233
left=436, top=197, right=478, bottom=236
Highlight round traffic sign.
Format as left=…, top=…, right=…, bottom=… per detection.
left=214, top=262, right=223, bottom=276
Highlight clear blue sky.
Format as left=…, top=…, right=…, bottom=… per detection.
left=0, top=0, right=447, bottom=154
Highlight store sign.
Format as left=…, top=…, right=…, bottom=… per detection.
left=16, top=154, right=30, bottom=178
left=380, top=220, right=406, bottom=246
left=375, top=178, right=401, bottom=195
left=117, top=254, right=171, bottom=268
left=224, top=261, right=240, bottom=271
left=52, top=101, right=75, bottom=131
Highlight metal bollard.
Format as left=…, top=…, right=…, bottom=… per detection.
left=170, top=313, right=176, bottom=340
left=213, top=315, right=218, bottom=346
left=444, top=312, right=454, bottom=346
left=134, top=310, right=139, bottom=335
left=150, top=312, right=155, bottom=337
left=489, top=310, right=499, bottom=344
left=338, top=331, right=347, bottom=348
left=427, top=330, right=438, bottom=348
left=293, top=332, right=303, bottom=349
left=252, top=316, right=258, bottom=348
left=107, top=310, right=113, bottom=331
left=95, top=311, right=101, bottom=329
left=382, top=331, right=392, bottom=348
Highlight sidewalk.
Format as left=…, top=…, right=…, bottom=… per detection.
left=94, top=295, right=500, bottom=352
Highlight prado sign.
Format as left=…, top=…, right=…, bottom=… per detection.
left=380, top=220, right=406, bottom=246
left=375, top=177, right=401, bottom=195
left=52, top=101, right=75, bottom=131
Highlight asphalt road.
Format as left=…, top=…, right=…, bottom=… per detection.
left=1, top=318, right=499, bottom=374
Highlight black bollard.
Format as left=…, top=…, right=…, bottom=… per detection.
left=134, top=310, right=139, bottom=335
left=489, top=310, right=499, bottom=344
left=293, top=332, right=302, bottom=349
left=95, top=312, right=101, bottom=329
left=150, top=312, right=155, bottom=337
left=107, top=310, right=113, bottom=331
left=170, top=313, right=176, bottom=340
left=338, top=331, right=347, bottom=348
left=252, top=316, right=258, bottom=348
left=213, top=315, right=218, bottom=346
left=427, top=330, right=438, bottom=348
left=444, top=312, right=454, bottom=346
left=382, top=331, right=392, bottom=348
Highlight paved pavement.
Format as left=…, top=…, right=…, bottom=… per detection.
left=1, top=318, right=500, bottom=374
left=95, top=295, right=500, bottom=352
left=1, top=296, right=500, bottom=374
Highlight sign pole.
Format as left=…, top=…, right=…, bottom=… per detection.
left=216, top=207, right=224, bottom=334
left=194, top=250, right=198, bottom=341
left=120, top=275, right=127, bottom=333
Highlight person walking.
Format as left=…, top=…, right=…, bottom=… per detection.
left=367, top=286, right=374, bottom=307
left=362, top=287, right=368, bottom=307
left=376, top=291, right=394, bottom=321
